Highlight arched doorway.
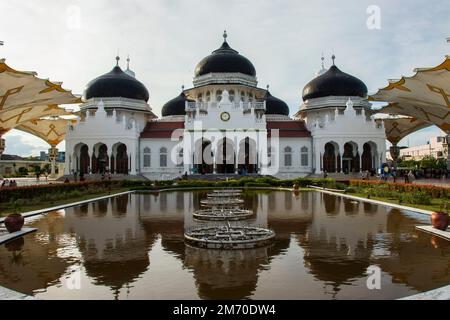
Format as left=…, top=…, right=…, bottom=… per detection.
left=361, top=142, right=377, bottom=172
left=115, top=143, right=128, bottom=174
left=361, top=143, right=372, bottom=171
left=92, top=143, right=109, bottom=174
left=238, top=137, right=257, bottom=174
left=194, top=139, right=213, bottom=174
left=342, top=142, right=359, bottom=174
left=323, top=142, right=338, bottom=173
left=77, top=144, right=90, bottom=175
left=217, top=137, right=235, bottom=174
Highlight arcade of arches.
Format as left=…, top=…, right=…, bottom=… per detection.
left=73, top=142, right=129, bottom=175
left=193, top=137, right=258, bottom=174
left=322, top=141, right=378, bottom=173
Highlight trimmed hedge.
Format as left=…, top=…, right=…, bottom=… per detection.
left=0, top=180, right=121, bottom=203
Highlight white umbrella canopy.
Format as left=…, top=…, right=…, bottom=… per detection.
left=382, top=116, right=432, bottom=145
left=0, top=58, right=81, bottom=136
left=15, top=116, right=78, bottom=147
left=370, top=56, right=450, bottom=132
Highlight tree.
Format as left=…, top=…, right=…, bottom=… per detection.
left=17, top=167, right=28, bottom=176
left=33, top=165, right=41, bottom=179
left=43, top=163, right=51, bottom=176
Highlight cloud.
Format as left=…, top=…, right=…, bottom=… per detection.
left=3, top=130, right=64, bottom=156
left=1, top=0, right=448, bottom=153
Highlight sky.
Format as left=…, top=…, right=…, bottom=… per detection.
left=1, top=0, right=449, bottom=156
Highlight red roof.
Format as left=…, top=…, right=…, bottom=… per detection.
left=140, top=121, right=185, bottom=138
left=266, top=121, right=310, bottom=137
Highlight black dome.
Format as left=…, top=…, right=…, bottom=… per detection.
left=84, top=65, right=149, bottom=102
left=195, top=41, right=256, bottom=77
left=161, top=91, right=194, bottom=117
left=302, top=65, right=367, bottom=101
left=265, top=91, right=290, bottom=116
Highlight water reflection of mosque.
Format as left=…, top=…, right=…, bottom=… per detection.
left=0, top=191, right=449, bottom=299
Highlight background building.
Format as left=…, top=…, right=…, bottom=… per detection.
left=398, top=136, right=448, bottom=161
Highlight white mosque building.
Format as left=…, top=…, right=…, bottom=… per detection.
left=64, top=32, right=386, bottom=180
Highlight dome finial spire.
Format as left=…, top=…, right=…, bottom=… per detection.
left=126, top=54, right=130, bottom=69
left=266, top=84, right=270, bottom=91
left=115, top=49, right=120, bottom=66
left=321, top=52, right=325, bottom=69
left=223, top=30, right=228, bottom=42
left=181, top=84, right=185, bottom=91
left=331, top=51, right=336, bottom=66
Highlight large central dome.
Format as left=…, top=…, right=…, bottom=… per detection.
left=84, top=59, right=149, bottom=102
left=302, top=63, right=367, bottom=101
left=194, top=32, right=256, bottom=77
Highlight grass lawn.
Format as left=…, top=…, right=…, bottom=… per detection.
left=349, top=192, right=444, bottom=212
left=0, top=188, right=129, bottom=217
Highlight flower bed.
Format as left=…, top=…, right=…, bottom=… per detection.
left=349, top=180, right=450, bottom=199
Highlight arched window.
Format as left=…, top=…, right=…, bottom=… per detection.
left=177, top=148, right=184, bottom=167
left=229, top=90, right=235, bottom=102
left=205, top=91, right=211, bottom=102
left=160, top=147, right=167, bottom=167
left=301, top=146, right=308, bottom=166
left=143, top=147, right=151, bottom=168
left=216, top=90, right=222, bottom=102
left=284, top=146, right=292, bottom=167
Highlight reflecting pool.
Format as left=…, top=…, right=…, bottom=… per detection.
left=0, top=190, right=448, bottom=300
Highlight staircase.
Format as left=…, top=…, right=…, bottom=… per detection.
left=184, top=173, right=266, bottom=181
left=58, top=173, right=148, bottom=182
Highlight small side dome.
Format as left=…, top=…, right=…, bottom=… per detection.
left=265, top=90, right=290, bottom=116
left=302, top=60, right=367, bottom=101
left=194, top=31, right=256, bottom=77
left=84, top=57, right=149, bottom=102
left=161, top=91, right=194, bottom=117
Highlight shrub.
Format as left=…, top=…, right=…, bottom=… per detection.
left=399, top=192, right=431, bottom=205
left=243, top=182, right=272, bottom=188
left=335, top=182, right=347, bottom=190
left=344, top=187, right=357, bottom=194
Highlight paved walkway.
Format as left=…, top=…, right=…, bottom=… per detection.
left=0, top=177, right=61, bottom=186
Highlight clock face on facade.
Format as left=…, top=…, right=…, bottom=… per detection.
left=220, top=112, right=230, bottom=122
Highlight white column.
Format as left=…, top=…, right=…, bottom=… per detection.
left=130, top=148, right=137, bottom=175
left=358, top=143, right=364, bottom=172
left=315, top=141, right=322, bottom=173
left=212, top=145, right=217, bottom=174
left=88, top=146, right=94, bottom=174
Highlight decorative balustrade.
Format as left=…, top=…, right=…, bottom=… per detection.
left=185, top=101, right=266, bottom=112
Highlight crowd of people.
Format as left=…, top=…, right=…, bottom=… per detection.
left=0, top=179, right=18, bottom=188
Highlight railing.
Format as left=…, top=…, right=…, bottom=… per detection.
left=185, top=101, right=266, bottom=112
